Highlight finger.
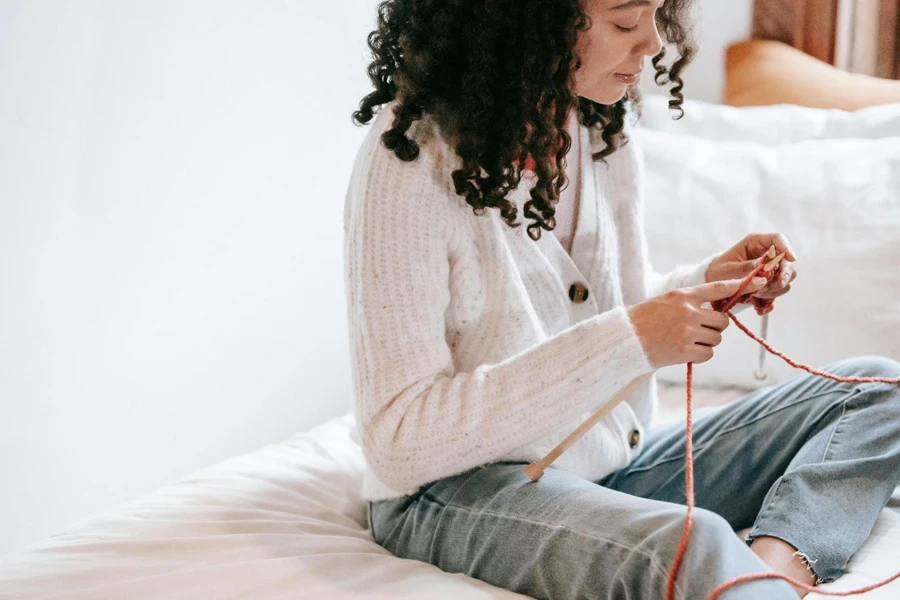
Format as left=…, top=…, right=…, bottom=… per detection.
left=690, top=346, right=715, bottom=364
left=776, top=260, right=797, bottom=287
left=737, top=257, right=767, bottom=278
left=762, top=260, right=796, bottom=292
left=693, top=326, right=723, bottom=348
left=699, top=309, right=730, bottom=332
left=691, top=277, right=767, bottom=303
left=744, top=233, right=797, bottom=263
left=753, top=284, right=792, bottom=300
left=764, top=234, right=797, bottom=262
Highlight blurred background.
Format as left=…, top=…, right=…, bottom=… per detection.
left=1, top=0, right=897, bottom=557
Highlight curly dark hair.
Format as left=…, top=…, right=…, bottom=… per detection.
left=352, top=0, right=696, bottom=241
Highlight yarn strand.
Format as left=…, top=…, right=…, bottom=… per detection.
left=668, top=262, right=900, bottom=600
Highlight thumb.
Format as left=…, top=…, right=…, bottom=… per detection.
left=690, top=277, right=767, bottom=303
left=738, top=256, right=767, bottom=277
left=718, top=256, right=766, bottom=280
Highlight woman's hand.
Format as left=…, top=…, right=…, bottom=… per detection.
left=705, top=233, right=798, bottom=301
left=628, top=278, right=769, bottom=368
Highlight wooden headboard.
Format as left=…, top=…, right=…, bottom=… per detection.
left=751, top=0, right=899, bottom=79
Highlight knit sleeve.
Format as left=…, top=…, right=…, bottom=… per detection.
left=645, top=254, right=717, bottom=297
left=343, top=125, right=655, bottom=493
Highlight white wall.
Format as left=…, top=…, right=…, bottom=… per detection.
left=0, top=0, right=375, bottom=556
left=642, top=0, right=754, bottom=103
left=0, top=0, right=751, bottom=557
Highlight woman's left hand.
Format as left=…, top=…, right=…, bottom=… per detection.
left=706, top=233, right=798, bottom=300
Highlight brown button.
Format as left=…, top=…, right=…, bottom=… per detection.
left=628, top=429, right=641, bottom=449
left=568, top=282, right=589, bottom=304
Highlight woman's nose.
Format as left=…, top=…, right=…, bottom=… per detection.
left=639, top=21, right=664, bottom=58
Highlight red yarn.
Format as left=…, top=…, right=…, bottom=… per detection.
left=668, top=262, right=900, bottom=600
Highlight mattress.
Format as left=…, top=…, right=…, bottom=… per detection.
left=1, top=383, right=898, bottom=599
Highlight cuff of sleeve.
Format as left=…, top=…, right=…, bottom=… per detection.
left=619, top=304, right=655, bottom=376
left=665, top=251, right=719, bottom=290
left=580, top=305, right=656, bottom=399
left=561, top=305, right=656, bottom=406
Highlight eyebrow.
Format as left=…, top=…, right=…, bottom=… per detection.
left=610, top=0, right=653, bottom=10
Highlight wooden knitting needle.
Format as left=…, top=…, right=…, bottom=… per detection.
left=525, top=249, right=789, bottom=482
left=763, top=250, right=786, bottom=273
left=525, top=372, right=654, bottom=482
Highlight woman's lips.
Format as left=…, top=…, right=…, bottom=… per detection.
left=615, top=72, right=640, bottom=84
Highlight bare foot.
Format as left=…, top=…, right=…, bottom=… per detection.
left=750, top=535, right=818, bottom=598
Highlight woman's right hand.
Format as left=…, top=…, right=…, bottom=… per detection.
left=627, top=277, right=768, bottom=369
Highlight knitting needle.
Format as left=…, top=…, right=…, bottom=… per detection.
left=525, top=249, right=789, bottom=481
left=763, top=250, right=786, bottom=273
left=525, top=372, right=654, bottom=482
left=754, top=313, right=770, bottom=381
left=754, top=246, right=784, bottom=380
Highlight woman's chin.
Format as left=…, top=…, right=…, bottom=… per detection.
left=577, top=83, right=630, bottom=106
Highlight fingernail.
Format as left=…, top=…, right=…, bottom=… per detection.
left=752, top=277, right=767, bottom=286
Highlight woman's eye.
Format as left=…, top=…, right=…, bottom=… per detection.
left=615, top=23, right=639, bottom=32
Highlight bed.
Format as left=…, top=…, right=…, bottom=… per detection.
left=2, top=96, right=899, bottom=599
left=1, top=382, right=899, bottom=599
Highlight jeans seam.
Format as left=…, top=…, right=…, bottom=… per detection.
left=421, top=467, right=488, bottom=562
left=747, top=395, right=854, bottom=585
left=420, top=491, right=687, bottom=600
left=752, top=393, right=848, bottom=527
left=821, top=401, right=848, bottom=463
left=746, top=397, right=848, bottom=529
left=377, top=499, right=413, bottom=545
left=627, top=387, right=854, bottom=475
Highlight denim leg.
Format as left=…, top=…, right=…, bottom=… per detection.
left=370, top=462, right=799, bottom=600
left=598, top=355, right=900, bottom=585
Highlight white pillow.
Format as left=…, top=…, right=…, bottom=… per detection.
left=639, top=94, right=900, bottom=145
left=637, top=127, right=900, bottom=390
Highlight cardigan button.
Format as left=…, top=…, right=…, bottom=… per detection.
left=628, top=429, right=641, bottom=448
left=628, top=428, right=641, bottom=449
left=568, top=282, right=589, bottom=304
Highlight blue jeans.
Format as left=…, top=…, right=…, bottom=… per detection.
left=369, top=356, right=900, bottom=600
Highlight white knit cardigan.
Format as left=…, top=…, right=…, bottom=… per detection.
left=342, top=102, right=717, bottom=501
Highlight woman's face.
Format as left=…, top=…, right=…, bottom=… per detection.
left=574, top=0, right=666, bottom=104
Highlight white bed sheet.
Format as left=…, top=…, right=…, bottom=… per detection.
left=2, top=383, right=898, bottom=599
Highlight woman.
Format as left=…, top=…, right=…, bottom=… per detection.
left=342, top=1, right=900, bottom=598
